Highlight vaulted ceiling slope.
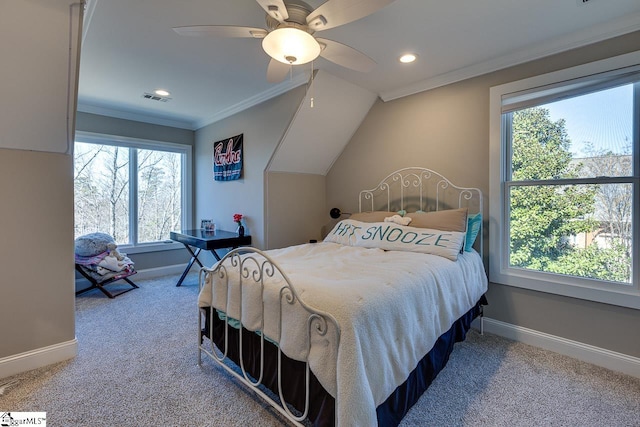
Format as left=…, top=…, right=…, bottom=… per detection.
left=267, top=70, right=378, bottom=175
left=78, top=0, right=640, bottom=130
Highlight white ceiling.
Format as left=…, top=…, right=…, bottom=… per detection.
left=77, top=0, right=640, bottom=130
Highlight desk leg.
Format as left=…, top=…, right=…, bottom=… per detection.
left=210, top=249, right=221, bottom=261
left=176, top=246, right=203, bottom=287
left=208, top=245, right=240, bottom=261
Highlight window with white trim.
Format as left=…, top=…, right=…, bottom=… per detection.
left=489, top=52, right=640, bottom=309
left=73, top=132, right=192, bottom=252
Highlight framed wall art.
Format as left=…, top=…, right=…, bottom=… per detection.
left=213, top=133, right=243, bottom=181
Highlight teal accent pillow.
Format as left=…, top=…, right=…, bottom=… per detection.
left=397, top=209, right=407, bottom=216
left=465, top=213, right=482, bottom=252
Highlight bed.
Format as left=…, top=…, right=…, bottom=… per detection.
left=197, top=167, right=488, bottom=426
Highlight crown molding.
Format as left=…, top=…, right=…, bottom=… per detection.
left=77, top=72, right=309, bottom=131
left=77, top=12, right=639, bottom=130
left=379, top=12, right=640, bottom=102
left=76, top=103, right=196, bottom=130
left=194, top=72, right=309, bottom=129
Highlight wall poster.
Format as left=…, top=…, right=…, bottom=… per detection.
left=213, top=133, right=243, bottom=181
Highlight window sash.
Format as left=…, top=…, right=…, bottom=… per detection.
left=74, top=131, right=192, bottom=252
left=501, top=64, right=640, bottom=114
left=505, top=180, right=635, bottom=284
left=489, top=51, right=640, bottom=310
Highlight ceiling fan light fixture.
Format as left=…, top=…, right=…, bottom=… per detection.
left=307, top=15, right=328, bottom=30
left=267, top=5, right=280, bottom=15
left=399, top=53, right=417, bottom=63
left=262, top=27, right=321, bottom=65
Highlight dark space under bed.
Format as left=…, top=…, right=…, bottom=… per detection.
left=201, top=295, right=487, bottom=426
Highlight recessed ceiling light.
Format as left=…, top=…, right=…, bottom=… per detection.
left=154, top=89, right=170, bottom=97
left=399, top=54, right=417, bottom=64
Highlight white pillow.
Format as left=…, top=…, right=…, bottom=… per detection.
left=323, top=219, right=465, bottom=261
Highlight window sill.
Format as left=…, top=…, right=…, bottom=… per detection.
left=490, top=268, right=640, bottom=310
left=118, top=240, right=183, bottom=255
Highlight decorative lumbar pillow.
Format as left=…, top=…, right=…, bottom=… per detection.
left=465, top=213, right=482, bottom=252
left=406, top=208, right=468, bottom=232
left=323, top=219, right=465, bottom=261
left=349, top=211, right=399, bottom=223
left=74, top=232, right=116, bottom=257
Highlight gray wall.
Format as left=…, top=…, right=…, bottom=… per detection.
left=0, top=150, right=75, bottom=359
left=265, top=172, right=326, bottom=249
left=75, top=112, right=195, bottom=271
left=76, top=112, right=194, bottom=147
left=326, top=31, right=640, bottom=358
left=0, top=0, right=80, bottom=362
left=194, top=86, right=306, bottom=265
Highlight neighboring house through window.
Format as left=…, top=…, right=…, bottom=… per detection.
left=489, top=51, right=640, bottom=309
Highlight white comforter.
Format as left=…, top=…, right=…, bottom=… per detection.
left=198, top=242, right=488, bottom=426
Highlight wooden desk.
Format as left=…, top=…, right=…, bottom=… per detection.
left=170, top=229, right=252, bottom=286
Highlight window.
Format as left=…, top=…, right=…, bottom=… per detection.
left=489, top=52, right=640, bottom=309
left=74, top=132, right=192, bottom=252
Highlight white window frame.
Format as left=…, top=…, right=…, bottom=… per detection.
left=489, top=51, right=640, bottom=310
left=74, top=131, right=193, bottom=254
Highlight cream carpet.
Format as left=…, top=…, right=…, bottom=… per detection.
left=1, top=272, right=639, bottom=426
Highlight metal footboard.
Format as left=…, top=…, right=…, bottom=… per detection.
left=197, top=247, right=341, bottom=426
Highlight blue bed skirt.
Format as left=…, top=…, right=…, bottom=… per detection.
left=202, top=295, right=487, bottom=426
left=377, top=294, right=487, bottom=426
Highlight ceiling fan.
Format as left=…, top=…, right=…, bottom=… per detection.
left=173, top=0, right=397, bottom=83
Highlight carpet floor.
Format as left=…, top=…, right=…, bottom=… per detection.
left=1, top=272, right=639, bottom=426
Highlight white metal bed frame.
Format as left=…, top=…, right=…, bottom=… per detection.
left=197, top=167, right=484, bottom=426
left=198, top=248, right=340, bottom=426
left=359, top=166, right=483, bottom=257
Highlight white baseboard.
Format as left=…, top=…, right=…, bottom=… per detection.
left=472, top=317, right=640, bottom=379
left=6, top=265, right=194, bottom=380
left=130, top=264, right=187, bottom=280
left=0, top=339, right=77, bottom=380
left=75, top=264, right=189, bottom=290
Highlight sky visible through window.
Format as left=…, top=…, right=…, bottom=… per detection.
left=545, top=84, right=633, bottom=158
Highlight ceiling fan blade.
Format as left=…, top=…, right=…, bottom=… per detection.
left=266, top=58, right=291, bottom=83
left=316, top=38, right=376, bottom=72
left=306, top=0, right=396, bottom=31
left=255, top=0, right=289, bottom=23
left=173, top=25, right=267, bottom=39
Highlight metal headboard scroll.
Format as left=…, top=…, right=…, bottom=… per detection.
left=358, top=167, right=483, bottom=253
